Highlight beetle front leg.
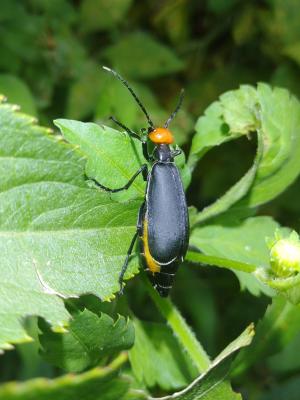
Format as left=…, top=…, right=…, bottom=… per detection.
left=87, top=164, right=148, bottom=193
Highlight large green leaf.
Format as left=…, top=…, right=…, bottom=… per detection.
left=151, top=324, right=254, bottom=400
left=129, top=319, right=198, bottom=391
left=40, top=309, right=135, bottom=372
left=0, top=354, right=147, bottom=400
left=0, top=99, right=140, bottom=349
left=189, top=84, right=300, bottom=223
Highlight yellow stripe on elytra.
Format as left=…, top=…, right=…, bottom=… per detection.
left=142, top=218, right=160, bottom=273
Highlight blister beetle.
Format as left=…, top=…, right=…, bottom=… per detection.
left=89, top=67, right=189, bottom=297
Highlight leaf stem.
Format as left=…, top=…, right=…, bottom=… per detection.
left=107, top=351, right=128, bottom=371
left=142, top=273, right=211, bottom=373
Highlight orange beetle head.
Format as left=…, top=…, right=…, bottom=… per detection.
left=148, top=127, right=174, bottom=145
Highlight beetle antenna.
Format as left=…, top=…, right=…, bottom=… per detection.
left=164, top=89, right=184, bottom=128
left=103, top=66, right=154, bottom=129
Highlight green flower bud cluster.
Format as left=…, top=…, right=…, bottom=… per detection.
left=268, top=231, right=300, bottom=277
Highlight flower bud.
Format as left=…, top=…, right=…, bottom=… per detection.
left=268, top=231, right=300, bottom=277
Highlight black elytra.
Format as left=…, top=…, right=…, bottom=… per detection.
left=89, top=67, right=189, bottom=297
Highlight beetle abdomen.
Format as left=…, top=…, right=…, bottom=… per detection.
left=146, top=163, right=189, bottom=264
left=148, top=261, right=180, bottom=297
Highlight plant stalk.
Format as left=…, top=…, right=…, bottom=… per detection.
left=142, top=273, right=211, bottom=373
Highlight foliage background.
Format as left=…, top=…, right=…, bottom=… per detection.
left=1, top=0, right=300, bottom=399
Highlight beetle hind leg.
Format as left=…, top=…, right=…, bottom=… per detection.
left=118, top=231, right=138, bottom=295
left=118, top=202, right=146, bottom=295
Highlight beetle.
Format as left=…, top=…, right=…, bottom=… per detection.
left=88, top=67, right=189, bottom=297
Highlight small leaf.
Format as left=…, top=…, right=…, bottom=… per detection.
left=190, top=216, right=289, bottom=295
left=55, top=118, right=146, bottom=202
left=40, top=309, right=135, bottom=372
left=151, top=324, right=254, bottom=399
left=55, top=118, right=190, bottom=198
left=103, top=32, right=184, bottom=79
left=0, top=354, right=147, bottom=400
left=129, top=319, right=198, bottom=391
left=190, top=217, right=284, bottom=268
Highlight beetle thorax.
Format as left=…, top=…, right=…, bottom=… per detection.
left=154, top=144, right=173, bottom=162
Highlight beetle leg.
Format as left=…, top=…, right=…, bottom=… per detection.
left=118, top=201, right=145, bottom=294
left=109, top=116, right=153, bottom=162
left=171, top=149, right=182, bottom=158
left=142, top=141, right=154, bottom=162
left=118, top=231, right=139, bottom=295
left=88, top=164, right=148, bottom=193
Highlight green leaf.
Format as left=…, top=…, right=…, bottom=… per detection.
left=103, top=32, right=184, bottom=79
left=151, top=324, right=254, bottom=399
left=0, top=74, right=37, bottom=116
left=40, top=309, right=135, bottom=372
left=54, top=118, right=146, bottom=201
left=129, top=319, right=198, bottom=391
left=189, top=84, right=300, bottom=223
left=188, top=86, right=258, bottom=223
left=190, top=216, right=289, bottom=295
left=55, top=118, right=190, bottom=198
left=190, top=215, right=300, bottom=301
left=0, top=354, right=147, bottom=400
left=233, top=297, right=300, bottom=377
left=188, top=86, right=257, bottom=168
left=0, top=100, right=140, bottom=348
left=243, top=84, right=300, bottom=207
left=190, top=217, right=282, bottom=268
left=80, top=0, right=133, bottom=32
